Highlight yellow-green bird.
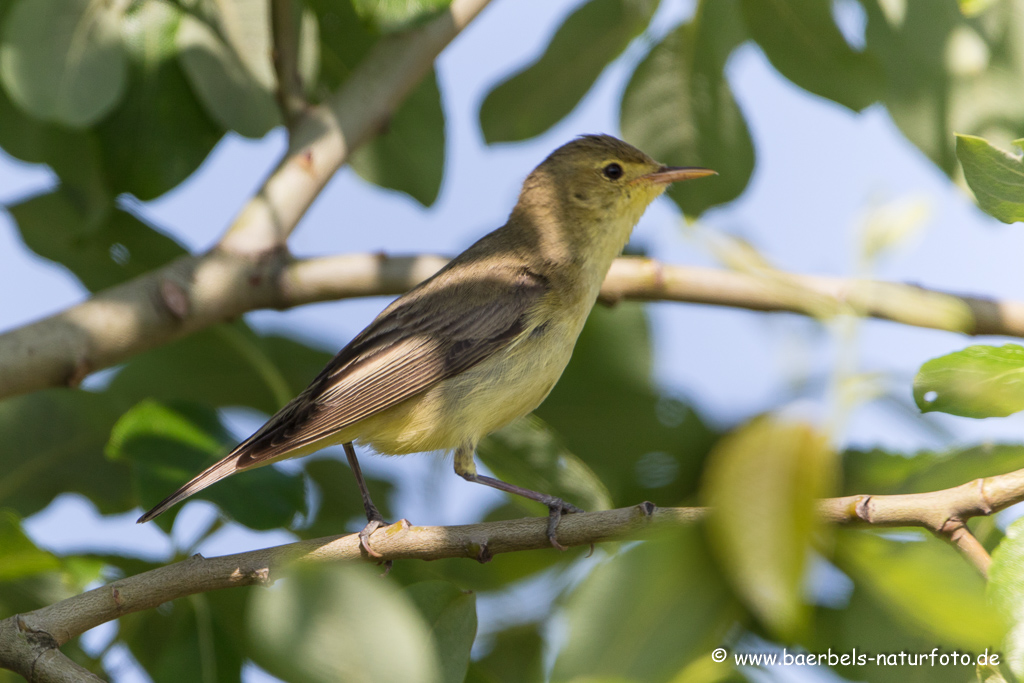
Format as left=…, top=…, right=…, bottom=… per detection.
left=138, top=135, right=714, bottom=552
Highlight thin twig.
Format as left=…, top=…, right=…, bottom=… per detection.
left=270, top=0, right=307, bottom=127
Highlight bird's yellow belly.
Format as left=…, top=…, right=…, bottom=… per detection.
left=350, top=318, right=579, bottom=456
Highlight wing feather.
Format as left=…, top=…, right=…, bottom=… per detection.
left=233, top=265, right=549, bottom=465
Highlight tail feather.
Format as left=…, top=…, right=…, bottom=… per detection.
left=136, top=450, right=247, bottom=524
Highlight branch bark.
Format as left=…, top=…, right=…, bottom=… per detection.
left=2, top=252, right=1021, bottom=402
left=0, top=0, right=494, bottom=402
left=2, top=461, right=1020, bottom=680
left=218, top=0, right=492, bottom=256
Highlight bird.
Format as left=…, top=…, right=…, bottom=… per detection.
left=138, top=134, right=715, bottom=553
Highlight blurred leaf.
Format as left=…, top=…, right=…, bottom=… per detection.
left=118, top=589, right=246, bottom=683
left=537, top=304, right=719, bottom=508
left=0, top=389, right=131, bottom=517
left=843, top=443, right=1024, bottom=496
left=107, top=399, right=306, bottom=532
left=478, top=415, right=612, bottom=515
left=863, top=0, right=1024, bottom=174
left=956, top=134, right=1024, bottom=224
left=0, top=88, right=112, bottom=228
left=0, top=510, right=60, bottom=581
left=859, top=196, right=930, bottom=261
left=621, top=0, right=753, bottom=216
left=741, top=0, right=882, bottom=111
left=108, top=322, right=333, bottom=415
left=10, top=193, right=187, bottom=292
left=297, top=457, right=394, bottom=539
left=701, top=416, right=834, bottom=639
left=914, top=344, right=1024, bottom=418
left=307, top=0, right=376, bottom=94
left=0, top=0, right=127, bottom=127
left=404, top=581, right=477, bottom=683
left=480, top=0, right=658, bottom=143
left=465, top=624, right=544, bottom=683
left=989, top=516, right=1024, bottom=678
left=960, top=0, right=1001, bottom=17
left=351, top=0, right=451, bottom=33
left=836, top=529, right=1005, bottom=652
left=249, top=564, right=446, bottom=683
left=176, top=0, right=280, bottom=137
left=810, top=583, right=984, bottom=683
left=552, top=529, right=738, bottom=682
left=97, top=0, right=224, bottom=200
left=349, top=71, right=445, bottom=206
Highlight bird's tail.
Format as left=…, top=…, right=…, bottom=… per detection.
left=136, top=449, right=246, bottom=524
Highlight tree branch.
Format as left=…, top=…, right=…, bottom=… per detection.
left=217, top=0, right=493, bottom=255
left=0, top=503, right=680, bottom=677
left=2, top=252, right=1020, bottom=402
left=2, top=461, right=1021, bottom=680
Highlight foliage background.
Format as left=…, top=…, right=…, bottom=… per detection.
left=4, top=0, right=1024, bottom=681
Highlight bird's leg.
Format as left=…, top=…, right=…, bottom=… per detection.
left=344, top=442, right=387, bottom=560
left=454, top=445, right=583, bottom=551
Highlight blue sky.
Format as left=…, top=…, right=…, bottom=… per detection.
left=2, top=0, right=1024, bottom=680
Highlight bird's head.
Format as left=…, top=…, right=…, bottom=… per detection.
left=516, top=134, right=715, bottom=242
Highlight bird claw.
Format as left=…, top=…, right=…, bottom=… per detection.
left=359, top=518, right=386, bottom=559
left=546, top=498, right=583, bottom=551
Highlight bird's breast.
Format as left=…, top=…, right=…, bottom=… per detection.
left=352, top=303, right=589, bottom=456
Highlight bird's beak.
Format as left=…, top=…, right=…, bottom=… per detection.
left=638, top=166, right=717, bottom=185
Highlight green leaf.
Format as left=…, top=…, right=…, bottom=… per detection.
left=0, top=87, right=115, bottom=221
left=349, top=70, right=445, bottom=206
left=305, top=0, right=376, bottom=93
left=249, top=564, right=445, bottom=683
left=465, top=624, right=544, bottom=683
left=990, top=517, right=1024, bottom=679
left=108, top=322, right=333, bottom=415
left=0, top=0, right=127, bottom=127
left=621, top=0, right=753, bottom=216
left=740, top=0, right=883, bottom=111
left=478, top=415, right=612, bottom=515
left=404, top=581, right=477, bottom=683
left=536, top=303, right=718, bottom=507
left=809, top=584, right=985, bottom=683
left=96, top=1, right=224, bottom=200
left=956, top=134, right=1024, bottom=224
left=552, top=529, right=738, bottom=682
left=351, top=0, right=451, bottom=33
left=701, top=416, right=834, bottom=639
left=479, top=0, right=658, bottom=143
left=118, top=589, right=246, bottom=683
left=176, top=0, right=280, bottom=137
left=914, top=344, right=1024, bottom=418
left=0, top=510, right=60, bottom=582
left=863, top=0, right=1024, bottom=174
left=9, top=193, right=187, bottom=292
left=843, top=444, right=1024, bottom=497
left=836, top=529, right=1005, bottom=652
left=107, top=399, right=306, bottom=532
left=0, top=389, right=132, bottom=517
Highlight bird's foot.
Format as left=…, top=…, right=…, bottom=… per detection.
left=545, top=498, right=584, bottom=551
left=358, top=517, right=387, bottom=559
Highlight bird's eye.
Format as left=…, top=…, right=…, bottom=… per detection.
left=603, top=163, right=624, bottom=180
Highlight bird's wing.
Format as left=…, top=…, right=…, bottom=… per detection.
left=238, top=267, right=549, bottom=463
left=137, top=265, right=548, bottom=523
